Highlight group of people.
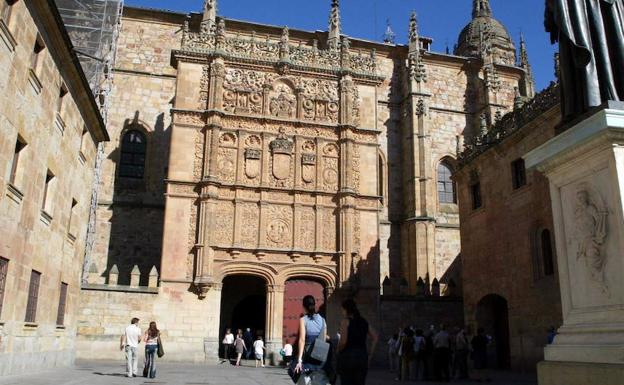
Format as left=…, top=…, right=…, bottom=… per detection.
left=222, top=327, right=267, bottom=367
left=387, top=325, right=490, bottom=382
left=120, top=317, right=164, bottom=379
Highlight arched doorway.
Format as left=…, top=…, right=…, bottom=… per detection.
left=282, top=279, right=326, bottom=344
left=476, top=294, right=511, bottom=369
left=219, top=275, right=267, bottom=358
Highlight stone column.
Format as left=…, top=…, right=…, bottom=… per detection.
left=265, top=284, right=285, bottom=365
left=204, top=282, right=223, bottom=362
left=525, top=104, right=624, bottom=385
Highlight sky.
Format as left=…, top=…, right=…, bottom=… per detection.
left=125, top=0, right=558, bottom=91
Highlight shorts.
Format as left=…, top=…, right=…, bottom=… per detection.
left=255, top=353, right=263, bottom=360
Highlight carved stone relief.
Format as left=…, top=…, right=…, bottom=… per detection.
left=218, top=133, right=238, bottom=183
left=573, top=185, right=609, bottom=293
left=270, top=129, right=294, bottom=187
left=322, top=143, right=340, bottom=191
left=299, top=207, right=316, bottom=251
left=213, top=201, right=235, bottom=246
left=240, top=202, right=259, bottom=248
left=269, top=81, right=296, bottom=119
left=352, top=144, right=361, bottom=192
left=193, top=130, right=205, bottom=180
left=243, top=134, right=262, bottom=182
left=187, top=201, right=198, bottom=279
left=266, top=205, right=292, bottom=248
left=322, top=207, right=337, bottom=251
left=301, top=79, right=339, bottom=123
left=301, top=140, right=317, bottom=186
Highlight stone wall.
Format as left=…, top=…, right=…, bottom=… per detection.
left=0, top=2, right=105, bottom=376
left=455, top=104, right=563, bottom=371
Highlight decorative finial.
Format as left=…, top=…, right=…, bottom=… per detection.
left=383, top=19, right=396, bottom=44
left=473, top=0, right=492, bottom=18
left=408, top=11, right=419, bottom=44
left=328, top=0, right=341, bottom=50
left=202, top=0, right=217, bottom=31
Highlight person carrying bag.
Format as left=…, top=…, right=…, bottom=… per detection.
left=292, top=295, right=330, bottom=385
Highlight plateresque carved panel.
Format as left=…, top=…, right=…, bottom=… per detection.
left=240, top=202, right=259, bottom=248
left=322, top=207, right=337, bottom=251
left=298, top=206, right=316, bottom=251
left=214, top=201, right=235, bottom=246
left=266, top=205, right=293, bottom=248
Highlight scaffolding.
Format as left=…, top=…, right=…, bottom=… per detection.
left=54, top=0, right=124, bottom=283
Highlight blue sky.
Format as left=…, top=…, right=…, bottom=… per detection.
left=126, top=0, right=557, bottom=91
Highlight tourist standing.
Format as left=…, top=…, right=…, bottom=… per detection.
left=293, top=295, right=330, bottom=384
left=399, top=328, right=415, bottom=381
left=282, top=338, right=293, bottom=365
left=433, top=324, right=451, bottom=382
left=234, top=332, right=246, bottom=366
left=120, top=317, right=142, bottom=378
left=413, top=329, right=426, bottom=380
left=387, top=333, right=399, bottom=372
left=253, top=335, right=266, bottom=368
left=337, top=299, right=379, bottom=385
left=244, top=328, right=254, bottom=359
left=222, top=328, right=234, bottom=363
left=454, top=328, right=469, bottom=380
left=143, top=322, right=161, bottom=378
left=471, top=328, right=488, bottom=370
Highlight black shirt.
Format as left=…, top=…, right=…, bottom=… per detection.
left=344, top=316, right=369, bottom=353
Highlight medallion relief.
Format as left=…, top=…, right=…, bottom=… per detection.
left=269, top=81, right=296, bottom=119
left=265, top=205, right=292, bottom=248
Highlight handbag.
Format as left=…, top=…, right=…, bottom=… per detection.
left=157, top=336, right=165, bottom=358
left=308, top=318, right=330, bottom=364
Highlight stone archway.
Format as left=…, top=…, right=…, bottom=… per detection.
left=476, top=294, right=511, bottom=369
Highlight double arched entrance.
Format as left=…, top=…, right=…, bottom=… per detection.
left=216, top=263, right=335, bottom=359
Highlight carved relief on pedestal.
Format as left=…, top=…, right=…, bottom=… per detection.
left=573, top=184, right=609, bottom=293
left=352, top=144, right=361, bottom=192
left=299, top=206, right=316, bottom=251
left=217, top=132, right=238, bottom=183
left=244, top=134, right=262, bottom=185
left=353, top=210, right=362, bottom=253
left=322, top=143, right=340, bottom=191
left=266, top=205, right=293, bottom=248
left=301, top=79, right=339, bottom=123
left=351, top=86, right=361, bottom=126
left=322, top=207, right=337, bottom=251
left=222, top=68, right=274, bottom=115
left=301, top=140, right=317, bottom=187
left=270, top=128, right=294, bottom=188
left=213, top=201, right=235, bottom=246
left=240, top=202, right=259, bottom=248
left=199, top=65, right=210, bottom=109
left=269, top=81, right=296, bottom=119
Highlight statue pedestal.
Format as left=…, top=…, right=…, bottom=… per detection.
left=525, top=103, right=624, bottom=385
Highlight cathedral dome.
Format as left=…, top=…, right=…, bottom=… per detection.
left=454, top=0, right=516, bottom=65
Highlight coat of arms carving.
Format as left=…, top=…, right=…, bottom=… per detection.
left=244, top=148, right=261, bottom=179
left=301, top=153, right=316, bottom=184
left=270, top=128, right=293, bottom=180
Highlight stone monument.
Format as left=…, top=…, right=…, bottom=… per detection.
left=525, top=2, right=624, bottom=383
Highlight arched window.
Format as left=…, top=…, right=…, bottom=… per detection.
left=437, top=161, right=456, bottom=204
left=119, top=130, right=146, bottom=179
left=541, top=229, right=555, bottom=276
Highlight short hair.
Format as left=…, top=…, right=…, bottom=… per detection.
left=131, top=317, right=139, bottom=324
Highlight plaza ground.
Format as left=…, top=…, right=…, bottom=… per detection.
left=0, top=360, right=538, bottom=385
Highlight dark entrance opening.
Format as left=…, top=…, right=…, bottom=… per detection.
left=219, top=275, right=266, bottom=358
left=476, top=294, right=511, bottom=369
left=282, top=279, right=326, bottom=344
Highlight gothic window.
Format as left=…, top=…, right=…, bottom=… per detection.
left=541, top=229, right=555, bottom=276
left=119, top=130, right=146, bottom=179
left=533, top=227, right=556, bottom=279
left=511, top=158, right=527, bottom=189
left=0, top=257, right=7, bottom=318
left=56, top=282, right=67, bottom=326
left=471, top=182, right=482, bottom=210
left=25, top=270, right=40, bottom=323
left=438, top=161, right=456, bottom=204
left=9, top=136, right=25, bottom=185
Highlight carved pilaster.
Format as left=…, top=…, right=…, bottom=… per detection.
left=339, top=75, right=354, bottom=126
left=209, top=58, right=226, bottom=111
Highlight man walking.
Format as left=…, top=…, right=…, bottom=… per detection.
left=433, top=324, right=451, bottom=382
left=120, top=317, right=142, bottom=377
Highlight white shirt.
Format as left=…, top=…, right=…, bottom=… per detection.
left=223, top=333, right=234, bottom=344
left=283, top=343, right=293, bottom=356
left=253, top=340, right=264, bottom=355
left=125, top=324, right=141, bottom=348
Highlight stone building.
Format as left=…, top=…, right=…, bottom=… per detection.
left=77, top=0, right=535, bottom=361
left=455, top=83, right=563, bottom=371
left=0, top=0, right=108, bottom=375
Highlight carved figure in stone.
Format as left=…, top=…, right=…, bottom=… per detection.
left=267, top=218, right=290, bottom=245
left=269, top=83, right=296, bottom=118
left=270, top=128, right=294, bottom=180
left=545, top=0, right=624, bottom=120
left=574, top=186, right=609, bottom=292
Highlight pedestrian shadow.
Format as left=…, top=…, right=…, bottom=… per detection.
left=93, top=372, right=128, bottom=377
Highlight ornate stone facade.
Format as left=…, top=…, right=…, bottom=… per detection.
left=76, top=0, right=532, bottom=363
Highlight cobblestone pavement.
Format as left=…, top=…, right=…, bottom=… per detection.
left=0, top=361, right=537, bottom=385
